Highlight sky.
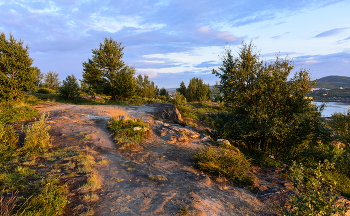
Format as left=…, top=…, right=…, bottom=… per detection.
left=0, top=0, right=349, bottom=88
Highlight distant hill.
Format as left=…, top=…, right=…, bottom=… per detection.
left=314, top=76, right=350, bottom=89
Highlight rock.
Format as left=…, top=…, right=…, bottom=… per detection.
left=217, top=139, right=231, bottom=145
left=201, top=134, right=212, bottom=142
left=169, top=126, right=200, bottom=139
left=146, top=103, right=184, bottom=124
left=133, top=127, right=142, bottom=131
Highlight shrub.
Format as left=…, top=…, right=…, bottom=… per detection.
left=284, top=161, right=346, bottom=215
left=108, top=118, right=150, bottom=150
left=193, top=146, right=252, bottom=186
left=0, top=101, right=38, bottom=124
left=37, top=88, right=56, bottom=94
left=22, top=178, right=69, bottom=216
left=23, top=114, right=52, bottom=153
left=59, top=75, right=81, bottom=100
left=0, top=123, right=18, bottom=163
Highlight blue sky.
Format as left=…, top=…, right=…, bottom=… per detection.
left=1, top=0, right=349, bottom=88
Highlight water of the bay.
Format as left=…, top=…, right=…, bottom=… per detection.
left=313, top=101, right=350, bottom=117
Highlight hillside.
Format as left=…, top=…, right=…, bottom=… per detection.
left=314, top=75, right=350, bottom=89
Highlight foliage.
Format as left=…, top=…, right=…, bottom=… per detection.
left=42, top=71, right=60, bottom=90
left=328, top=111, right=350, bottom=148
left=82, top=37, right=137, bottom=100
left=22, top=178, right=69, bottom=216
left=0, top=101, right=38, bottom=124
left=176, top=81, right=187, bottom=97
left=59, top=74, right=81, bottom=100
left=212, top=42, right=328, bottom=160
left=136, top=74, right=158, bottom=98
left=172, top=91, right=187, bottom=106
left=158, top=88, right=169, bottom=98
left=108, top=118, right=150, bottom=150
left=211, top=81, right=222, bottom=102
left=193, top=146, right=252, bottom=186
left=23, top=114, right=52, bottom=154
left=186, top=77, right=211, bottom=102
left=33, top=66, right=43, bottom=88
left=37, top=88, right=56, bottom=94
left=0, top=32, right=37, bottom=100
left=283, top=161, right=346, bottom=216
left=0, top=123, right=18, bottom=163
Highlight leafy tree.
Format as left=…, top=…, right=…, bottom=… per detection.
left=59, top=74, right=80, bottom=100
left=32, top=66, right=43, bottom=87
left=212, top=81, right=222, bottom=102
left=212, top=42, right=329, bottom=159
left=0, top=32, right=36, bottom=100
left=136, top=74, right=158, bottom=98
left=186, top=77, right=211, bottom=102
left=176, top=81, right=187, bottom=98
left=328, top=111, right=350, bottom=149
left=43, top=71, right=60, bottom=90
left=159, top=88, right=169, bottom=97
left=82, top=37, right=136, bottom=100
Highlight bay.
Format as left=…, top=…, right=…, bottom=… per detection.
left=313, top=101, right=350, bottom=117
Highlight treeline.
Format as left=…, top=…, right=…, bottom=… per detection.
left=0, top=33, right=217, bottom=103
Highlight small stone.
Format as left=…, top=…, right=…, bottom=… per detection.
left=217, top=139, right=231, bottom=145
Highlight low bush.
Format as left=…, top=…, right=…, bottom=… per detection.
left=108, top=118, right=151, bottom=150
left=23, top=114, right=52, bottom=154
left=0, top=101, right=38, bottom=124
left=283, top=161, right=346, bottom=215
left=37, top=88, right=56, bottom=94
left=0, top=123, right=18, bottom=163
left=193, top=146, right=252, bottom=186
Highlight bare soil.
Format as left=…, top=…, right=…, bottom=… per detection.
left=34, top=103, right=345, bottom=215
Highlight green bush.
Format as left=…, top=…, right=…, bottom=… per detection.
left=59, top=75, right=81, bottom=100
left=193, top=146, right=252, bottom=186
left=0, top=101, right=38, bottom=124
left=37, top=88, right=56, bottom=94
left=0, top=123, right=18, bottom=163
left=23, top=114, right=52, bottom=154
left=108, top=118, right=150, bottom=150
left=22, top=178, right=69, bottom=216
left=284, top=161, right=346, bottom=215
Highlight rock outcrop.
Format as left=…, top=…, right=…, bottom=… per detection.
left=146, top=103, right=184, bottom=124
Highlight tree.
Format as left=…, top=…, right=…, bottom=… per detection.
left=186, top=77, right=211, bottom=102
left=176, top=81, right=187, bottom=98
left=159, top=88, right=169, bottom=97
left=33, top=66, right=43, bottom=87
left=43, top=71, right=60, bottom=90
left=136, top=74, right=158, bottom=98
left=59, top=74, right=80, bottom=100
left=82, top=37, right=136, bottom=100
left=212, top=42, right=328, bottom=159
left=0, top=32, right=36, bottom=100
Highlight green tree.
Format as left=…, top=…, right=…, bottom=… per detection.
left=136, top=74, right=158, bottom=98
left=59, top=74, right=80, bottom=100
left=212, top=42, right=328, bottom=159
left=176, top=81, right=187, bottom=98
left=82, top=37, right=136, bottom=100
left=159, top=88, right=169, bottom=97
left=0, top=33, right=36, bottom=100
left=186, top=77, right=211, bottom=102
left=212, top=81, right=222, bottom=102
left=33, top=66, right=43, bottom=87
left=43, top=71, right=60, bottom=90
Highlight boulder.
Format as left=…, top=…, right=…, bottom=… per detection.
left=146, top=103, right=184, bottom=124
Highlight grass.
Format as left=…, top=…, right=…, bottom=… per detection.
left=108, top=117, right=151, bottom=150
left=148, top=174, right=168, bottom=181
left=0, top=99, right=104, bottom=215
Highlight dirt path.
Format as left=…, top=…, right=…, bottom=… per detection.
left=35, top=103, right=276, bottom=216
